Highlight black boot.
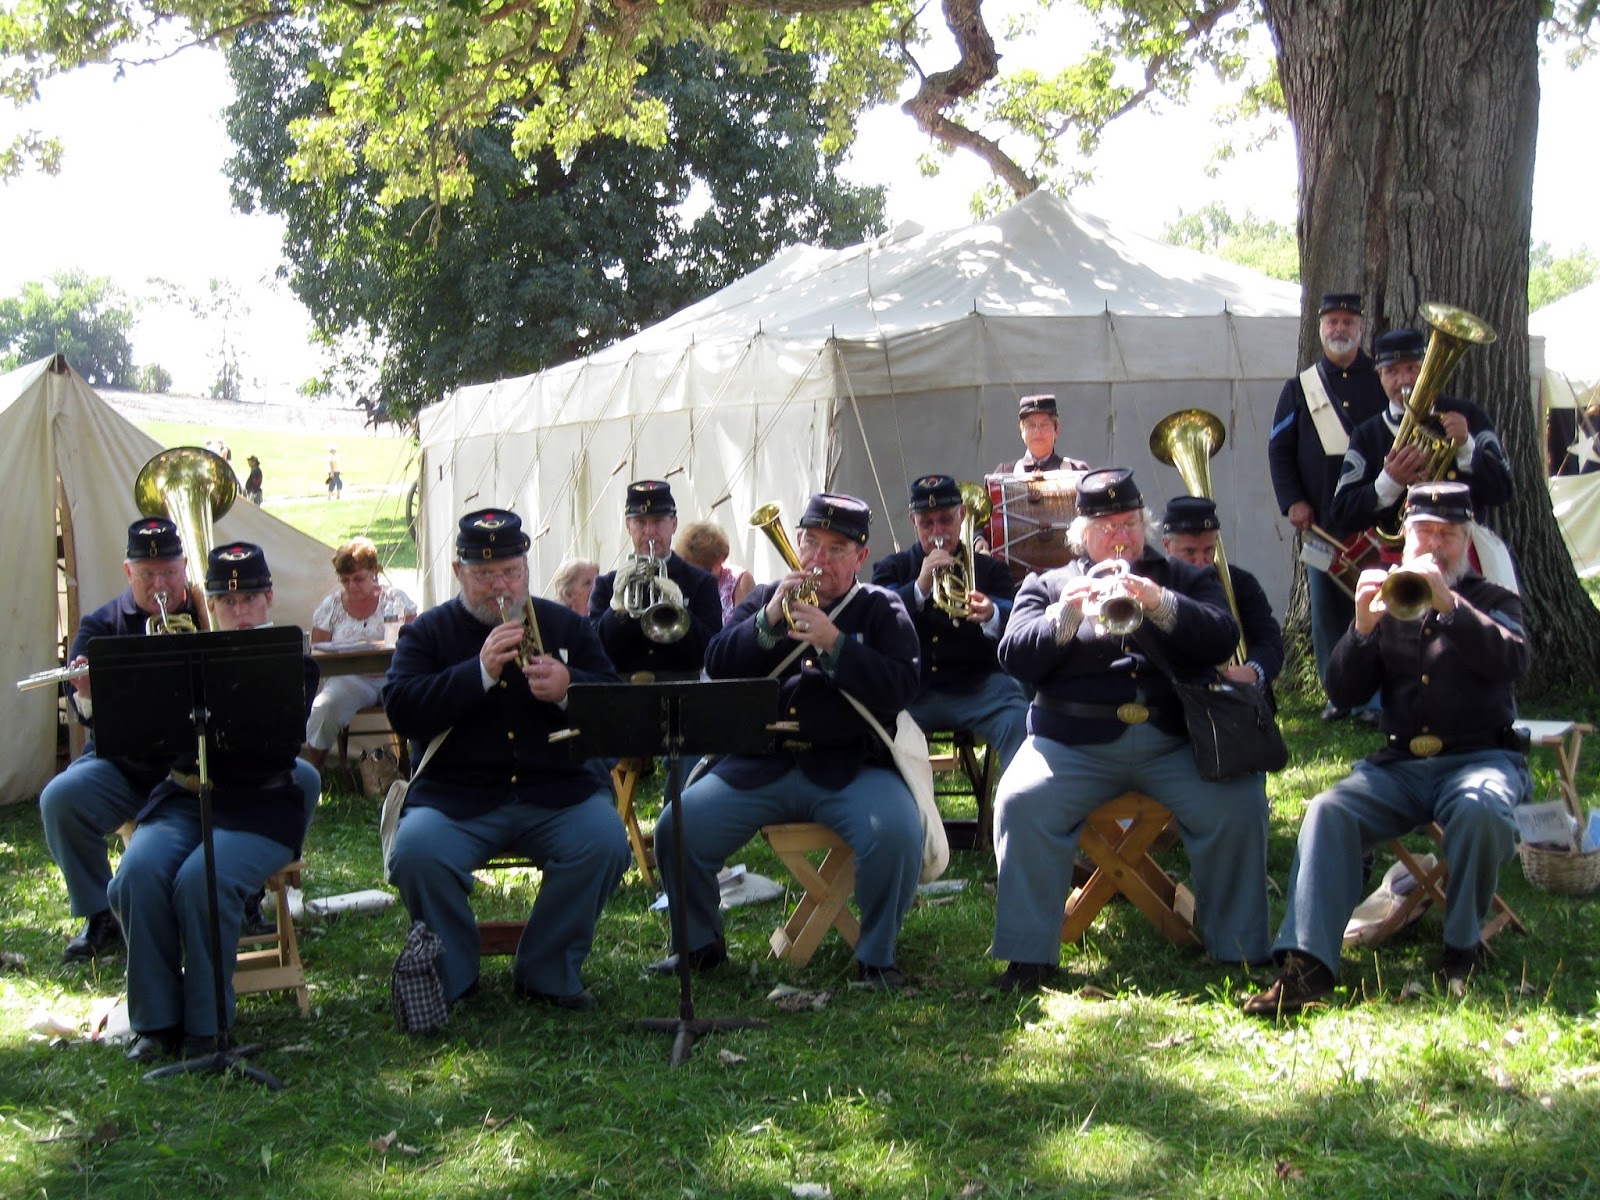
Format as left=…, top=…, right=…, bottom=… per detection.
left=62, top=909, right=123, bottom=963
left=240, top=889, right=273, bottom=937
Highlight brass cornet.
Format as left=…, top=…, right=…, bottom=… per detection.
left=1374, top=563, right=1434, bottom=622
left=499, top=595, right=546, bottom=665
left=749, top=503, right=821, bottom=625
left=620, top=539, right=690, bottom=644
left=1083, top=559, right=1144, bottom=635
left=930, top=482, right=993, bottom=620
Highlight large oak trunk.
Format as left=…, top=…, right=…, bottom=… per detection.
left=1264, top=0, right=1599, bottom=692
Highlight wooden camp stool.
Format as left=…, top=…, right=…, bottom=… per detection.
left=1516, top=718, right=1593, bottom=817
left=336, top=705, right=406, bottom=774
left=1060, top=792, right=1200, bottom=948
left=762, top=822, right=860, bottom=967
left=928, top=729, right=997, bottom=851
left=114, top=824, right=310, bottom=1016
left=612, top=757, right=656, bottom=889
left=1364, top=822, right=1528, bottom=947
left=475, top=855, right=541, bottom=956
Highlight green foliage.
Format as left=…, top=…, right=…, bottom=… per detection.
left=223, top=28, right=886, bottom=421
left=1530, top=241, right=1598, bottom=311
left=133, top=361, right=172, bottom=393
left=1161, top=201, right=1299, bottom=281
left=0, top=270, right=136, bottom=385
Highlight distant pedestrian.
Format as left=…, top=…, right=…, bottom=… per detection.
left=326, top=446, right=343, bottom=500
left=244, top=456, right=263, bottom=504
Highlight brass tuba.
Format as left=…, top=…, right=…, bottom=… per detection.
left=620, top=540, right=690, bottom=644
left=930, top=482, right=994, bottom=620
left=1150, top=409, right=1246, bottom=666
left=749, top=503, right=820, bottom=625
left=133, top=446, right=237, bottom=634
left=1377, top=301, right=1497, bottom=542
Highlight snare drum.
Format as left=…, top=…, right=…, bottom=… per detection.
left=984, top=471, right=1083, bottom=582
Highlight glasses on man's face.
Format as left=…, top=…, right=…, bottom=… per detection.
left=461, top=562, right=528, bottom=585
left=132, top=564, right=186, bottom=585
left=1094, top=515, right=1145, bottom=535
left=799, top=538, right=857, bottom=563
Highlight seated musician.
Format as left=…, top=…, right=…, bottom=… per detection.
left=303, top=537, right=417, bottom=770
left=589, top=481, right=721, bottom=677
left=1327, top=328, right=1512, bottom=546
left=40, top=519, right=316, bottom=963
left=650, top=493, right=924, bottom=989
left=1243, top=483, right=1530, bottom=1016
left=385, top=509, right=630, bottom=1011
left=992, top=394, right=1089, bottom=475
left=1158, top=496, right=1283, bottom=703
left=870, top=474, right=1027, bottom=771
left=109, top=543, right=321, bottom=1062
left=989, top=468, right=1271, bottom=991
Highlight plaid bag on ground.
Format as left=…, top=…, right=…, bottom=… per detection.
left=391, top=920, right=448, bottom=1034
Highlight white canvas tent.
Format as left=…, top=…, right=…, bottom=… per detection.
left=417, top=190, right=1303, bottom=612
left=1532, top=281, right=1600, bottom=574
left=1, top=355, right=339, bottom=806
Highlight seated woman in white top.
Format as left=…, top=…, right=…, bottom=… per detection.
left=303, top=537, right=416, bottom=769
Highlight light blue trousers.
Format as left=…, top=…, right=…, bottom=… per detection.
left=908, top=671, right=1030, bottom=773
left=107, top=796, right=296, bottom=1037
left=387, top=793, right=630, bottom=1002
left=991, top=724, right=1272, bottom=966
left=1272, top=751, right=1528, bottom=975
left=40, top=750, right=320, bottom=918
left=656, top=765, right=924, bottom=969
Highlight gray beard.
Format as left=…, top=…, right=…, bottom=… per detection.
left=464, top=593, right=526, bottom=626
left=1324, top=334, right=1359, bottom=357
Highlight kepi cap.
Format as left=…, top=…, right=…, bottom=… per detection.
left=1018, top=394, right=1058, bottom=419
left=624, top=480, right=676, bottom=518
left=1374, top=328, right=1427, bottom=368
left=126, top=517, right=183, bottom=560
left=1404, top=481, right=1474, bottom=526
left=908, top=474, right=961, bottom=512
left=205, top=542, right=272, bottom=594
left=799, top=493, right=871, bottom=545
left=1162, top=495, right=1221, bottom=534
left=1076, top=468, right=1143, bottom=518
left=1319, top=292, right=1363, bottom=316
left=456, top=508, right=531, bottom=561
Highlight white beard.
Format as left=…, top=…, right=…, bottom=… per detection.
left=1324, top=334, right=1360, bottom=357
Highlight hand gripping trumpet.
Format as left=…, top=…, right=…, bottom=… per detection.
left=1083, top=558, right=1144, bottom=635
left=620, top=539, right=691, bottom=644
left=1372, top=562, right=1434, bottom=622
left=499, top=595, right=546, bottom=666
left=930, top=481, right=994, bottom=620
left=749, top=503, right=821, bottom=625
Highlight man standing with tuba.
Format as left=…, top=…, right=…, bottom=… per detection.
left=870, top=474, right=1028, bottom=772
left=1328, top=328, right=1513, bottom=549
left=1266, top=293, right=1387, bottom=720
left=589, top=480, right=722, bottom=677
left=989, top=469, right=1271, bottom=991
left=1244, top=483, right=1530, bottom=1016
left=650, top=494, right=925, bottom=988
left=386, top=509, right=631, bottom=1011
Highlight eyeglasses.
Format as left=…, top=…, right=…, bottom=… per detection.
left=1093, top=515, right=1145, bottom=534
left=799, top=539, right=859, bottom=563
left=460, top=562, right=528, bottom=584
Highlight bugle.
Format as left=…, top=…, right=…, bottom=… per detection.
left=749, top=503, right=821, bottom=624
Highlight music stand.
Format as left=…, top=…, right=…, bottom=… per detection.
left=88, top=625, right=307, bottom=1090
left=560, top=678, right=779, bottom=1066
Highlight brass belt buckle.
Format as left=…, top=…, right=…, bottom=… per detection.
left=1116, top=702, right=1150, bottom=725
left=1408, top=734, right=1443, bottom=757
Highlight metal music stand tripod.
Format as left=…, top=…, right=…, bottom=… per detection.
left=87, top=625, right=307, bottom=1091
left=560, top=678, right=779, bottom=1066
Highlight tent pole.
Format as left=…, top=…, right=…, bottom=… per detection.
left=56, top=472, right=85, bottom=764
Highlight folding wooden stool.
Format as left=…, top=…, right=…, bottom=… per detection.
left=1362, top=822, right=1527, bottom=947
left=1060, top=792, right=1200, bottom=948
left=233, top=861, right=311, bottom=1016
left=762, top=822, right=860, bottom=967
left=612, top=757, right=657, bottom=889
left=928, top=729, right=998, bottom=851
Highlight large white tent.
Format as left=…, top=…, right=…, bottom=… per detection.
left=1532, top=281, right=1600, bottom=574
left=417, top=190, right=1303, bottom=611
left=1, top=355, right=339, bottom=806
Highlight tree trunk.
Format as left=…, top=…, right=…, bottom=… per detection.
left=1263, top=0, right=1600, bottom=693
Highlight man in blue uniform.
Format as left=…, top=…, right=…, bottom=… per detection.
left=870, top=473, right=1027, bottom=773
left=1266, top=293, right=1387, bottom=720
left=651, top=493, right=924, bottom=989
left=1244, top=483, right=1530, bottom=1016
left=109, top=543, right=321, bottom=1062
left=992, top=394, right=1089, bottom=475
left=589, top=480, right=721, bottom=678
left=386, top=509, right=630, bottom=1011
left=989, top=468, right=1271, bottom=991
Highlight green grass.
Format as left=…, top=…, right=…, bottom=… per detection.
left=4, top=685, right=1600, bottom=1199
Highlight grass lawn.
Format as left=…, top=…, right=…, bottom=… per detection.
left=3, top=686, right=1599, bottom=1198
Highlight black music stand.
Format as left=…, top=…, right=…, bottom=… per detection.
left=87, top=625, right=307, bottom=1091
left=560, top=679, right=779, bottom=1066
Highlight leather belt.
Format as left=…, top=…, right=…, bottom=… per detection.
left=1034, top=696, right=1175, bottom=725
left=169, top=769, right=297, bottom=794
left=1387, top=727, right=1522, bottom=759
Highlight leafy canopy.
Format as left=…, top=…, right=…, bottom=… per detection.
left=0, top=270, right=137, bottom=386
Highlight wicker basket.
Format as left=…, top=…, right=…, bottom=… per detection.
left=1518, top=841, right=1600, bottom=896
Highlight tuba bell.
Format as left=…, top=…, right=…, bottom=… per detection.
left=930, top=482, right=994, bottom=620
left=749, top=503, right=820, bottom=625
left=1150, top=409, right=1246, bottom=666
left=620, top=539, right=689, bottom=644
left=133, top=446, right=238, bottom=634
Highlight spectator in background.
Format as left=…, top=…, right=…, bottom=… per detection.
left=244, top=456, right=263, bottom=504
left=327, top=446, right=343, bottom=500
left=674, top=520, right=755, bottom=627
left=550, top=558, right=600, bottom=615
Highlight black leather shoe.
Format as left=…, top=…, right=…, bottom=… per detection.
left=240, top=889, right=273, bottom=937
left=647, top=938, right=728, bottom=976
left=179, top=1034, right=221, bottom=1059
left=1438, top=942, right=1488, bottom=994
left=996, top=961, right=1058, bottom=993
left=855, top=962, right=908, bottom=990
left=125, top=1027, right=181, bottom=1062
left=1242, top=952, right=1335, bottom=1017
left=1320, top=704, right=1352, bottom=722
left=514, top=985, right=597, bottom=1012
left=63, top=909, right=123, bottom=963
left=1353, top=708, right=1382, bottom=727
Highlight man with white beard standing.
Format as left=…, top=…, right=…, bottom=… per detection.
left=1267, top=293, right=1387, bottom=721
left=1243, top=483, right=1531, bottom=1016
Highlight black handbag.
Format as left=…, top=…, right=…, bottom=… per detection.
left=1136, top=633, right=1288, bottom=781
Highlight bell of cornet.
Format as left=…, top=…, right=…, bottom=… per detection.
left=1084, top=559, right=1144, bottom=635
left=1377, top=567, right=1433, bottom=622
